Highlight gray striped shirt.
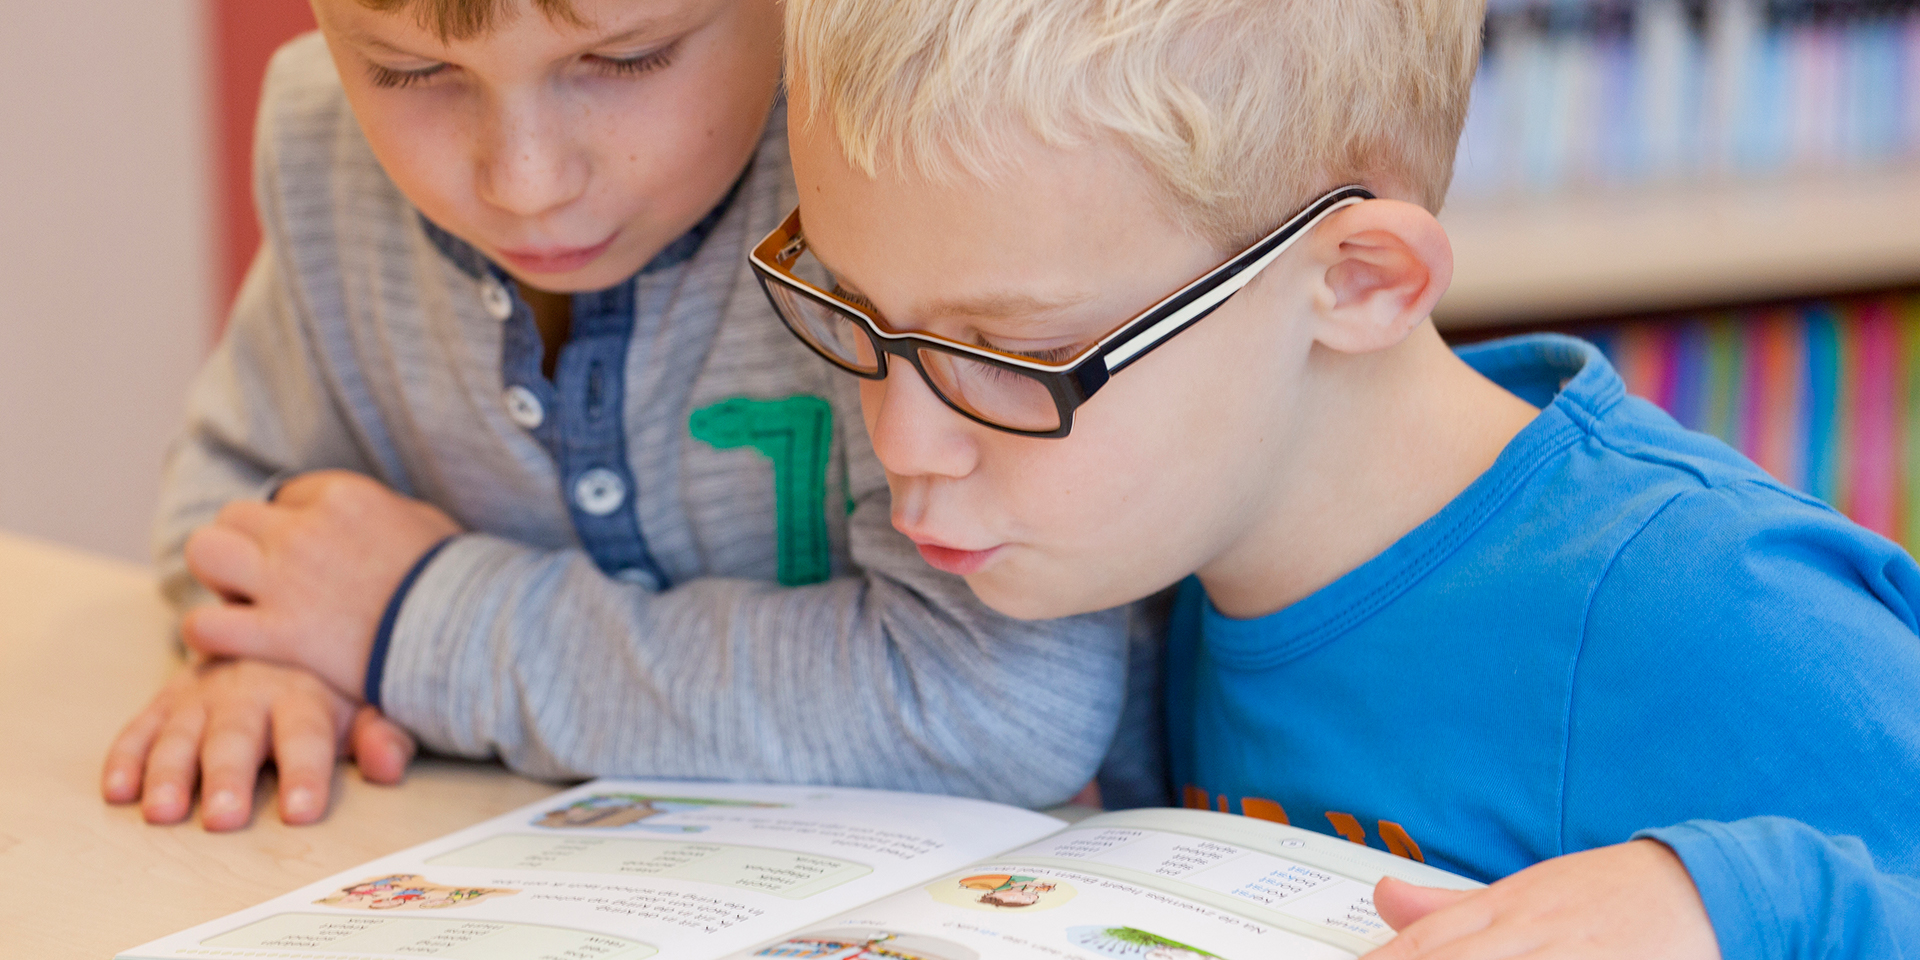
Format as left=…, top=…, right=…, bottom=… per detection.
left=153, top=33, right=1162, bottom=808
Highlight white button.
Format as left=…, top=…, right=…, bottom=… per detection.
left=480, top=277, right=513, bottom=321
left=613, top=567, right=661, bottom=590
left=573, top=468, right=628, bottom=516
left=503, top=385, right=544, bottom=429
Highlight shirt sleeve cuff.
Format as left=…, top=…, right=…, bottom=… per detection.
left=1635, top=819, right=1794, bottom=960
left=365, top=535, right=456, bottom=707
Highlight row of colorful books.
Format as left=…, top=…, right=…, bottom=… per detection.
left=1453, top=0, right=1920, bottom=196
left=1573, top=290, right=1920, bottom=549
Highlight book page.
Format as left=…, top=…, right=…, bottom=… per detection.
left=119, top=779, right=1065, bottom=960
left=724, top=808, right=1483, bottom=960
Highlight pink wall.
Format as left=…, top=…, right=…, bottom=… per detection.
left=210, top=0, right=318, bottom=323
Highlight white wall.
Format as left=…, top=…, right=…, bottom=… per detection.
left=0, top=0, right=212, bottom=561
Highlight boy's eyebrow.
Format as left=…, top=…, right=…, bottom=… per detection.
left=341, top=17, right=674, bottom=62
left=919, top=290, right=1098, bottom=323
left=580, top=22, right=676, bottom=50
left=343, top=30, right=436, bottom=60
left=833, top=276, right=1094, bottom=326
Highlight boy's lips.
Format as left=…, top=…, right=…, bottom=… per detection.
left=912, top=540, right=1005, bottom=576
left=495, top=233, right=618, bottom=275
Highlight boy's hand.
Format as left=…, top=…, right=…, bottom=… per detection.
left=180, top=471, right=461, bottom=699
left=1367, top=840, right=1720, bottom=959
left=101, top=658, right=416, bottom=830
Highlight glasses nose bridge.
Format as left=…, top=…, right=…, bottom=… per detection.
left=881, top=334, right=958, bottom=407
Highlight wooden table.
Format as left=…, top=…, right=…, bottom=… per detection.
left=0, top=532, right=562, bottom=958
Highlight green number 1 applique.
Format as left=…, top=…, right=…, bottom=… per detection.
left=690, top=396, right=835, bottom=586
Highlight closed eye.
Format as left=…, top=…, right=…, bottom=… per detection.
left=830, top=284, right=878, bottom=314
left=367, top=62, right=447, bottom=89
left=829, top=283, right=1083, bottom=364
left=999, top=344, right=1084, bottom=365
left=589, top=40, right=679, bottom=78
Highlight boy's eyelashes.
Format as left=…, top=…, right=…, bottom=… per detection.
left=1002, top=343, right=1083, bottom=364
left=586, top=40, right=680, bottom=78
left=830, top=283, right=878, bottom=313
left=360, top=39, right=681, bottom=90
left=366, top=61, right=447, bottom=89
left=829, top=284, right=1085, bottom=364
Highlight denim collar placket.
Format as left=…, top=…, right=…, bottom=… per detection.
left=419, top=198, right=737, bottom=589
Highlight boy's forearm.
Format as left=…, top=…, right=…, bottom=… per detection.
left=1640, top=817, right=1920, bottom=960
left=378, top=532, right=1132, bottom=808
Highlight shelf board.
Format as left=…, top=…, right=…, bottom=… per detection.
left=1434, top=165, right=1920, bottom=329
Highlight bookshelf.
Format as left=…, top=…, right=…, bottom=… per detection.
left=1434, top=164, right=1920, bottom=329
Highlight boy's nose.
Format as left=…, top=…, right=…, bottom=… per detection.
left=475, top=96, right=589, bottom=218
left=864, top=364, right=981, bottom=482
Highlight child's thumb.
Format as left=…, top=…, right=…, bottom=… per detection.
left=1372, top=876, right=1474, bottom=931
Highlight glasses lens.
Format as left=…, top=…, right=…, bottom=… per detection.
left=917, top=348, right=1062, bottom=433
left=764, top=279, right=881, bottom=374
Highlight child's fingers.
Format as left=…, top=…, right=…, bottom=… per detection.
left=102, top=699, right=171, bottom=803
left=181, top=602, right=270, bottom=661
left=1373, top=878, right=1477, bottom=931
left=140, top=701, right=209, bottom=825
left=348, top=706, right=417, bottom=785
left=269, top=691, right=343, bottom=825
left=268, top=470, right=354, bottom=508
left=1369, top=918, right=1541, bottom=960
left=212, top=498, right=283, bottom=539
left=197, top=696, right=272, bottom=831
left=1365, top=889, right=1497, bottom=960
left=183, top=524, right=266, bottom=602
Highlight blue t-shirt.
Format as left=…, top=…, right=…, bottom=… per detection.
left=1166, top=334, right=1920, bottom=959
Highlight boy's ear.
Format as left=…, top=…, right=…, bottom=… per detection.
left=1302, top=199, right=1452, bottom=355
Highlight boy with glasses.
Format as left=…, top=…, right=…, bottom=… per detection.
left=767, top=0, right=1920, bottom=955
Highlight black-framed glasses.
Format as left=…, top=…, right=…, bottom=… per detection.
left=749, top=184, right=1374, bottom=438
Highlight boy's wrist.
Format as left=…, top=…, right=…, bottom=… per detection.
left=365, top=535, right=458, bottom=707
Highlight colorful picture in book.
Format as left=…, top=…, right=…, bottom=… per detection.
left=926, top=872, right=1078, bottom=913
left=313, top=874, right=517, bottom=911
left=533, top=793, right=785, bottom=832
left=1067, top=926, right=1225, bottom=960
left=744, top=927, right=977, bottom=960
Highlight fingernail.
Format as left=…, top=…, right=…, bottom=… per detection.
left=104, top=770, right=131, bottom=797
left=286, top=787, right=317, bottom=818
left=208, top=790, right=240, bottom=815
left=146, top=784, right=178, bottom=813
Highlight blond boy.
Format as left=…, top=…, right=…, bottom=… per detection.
left=102, top=0, right=1141, bottom=830
left=759, top=0, right=1920, bottom=956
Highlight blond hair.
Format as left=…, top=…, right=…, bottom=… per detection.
left=354, top=0, right=583, bottom=41
left=786, top=0, right=1484, bottom=248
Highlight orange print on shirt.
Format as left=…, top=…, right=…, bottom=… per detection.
left=1179, top=785, right=1426, bottom=864
left=1240, top=798, right=1289, bottom=824
left=1324, top=811, right=1368, bottom=845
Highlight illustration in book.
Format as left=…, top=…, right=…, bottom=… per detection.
left=925, top=873, right=1078, bottom=912
left=534, top=792, right=786, bottom=832
left=746, top=927, right=978, bottom=960
left=312, top=874, right=517, bottom=911
left=1067, top=925, right=1225, bottom=960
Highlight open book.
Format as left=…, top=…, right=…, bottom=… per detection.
left=121, top=779, right=1480, bottom=960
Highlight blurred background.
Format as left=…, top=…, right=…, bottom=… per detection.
left=3, top=0, right=1919, bottom=562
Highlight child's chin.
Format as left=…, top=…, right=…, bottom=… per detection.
left=969, top=573, right=1099, bottom=622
